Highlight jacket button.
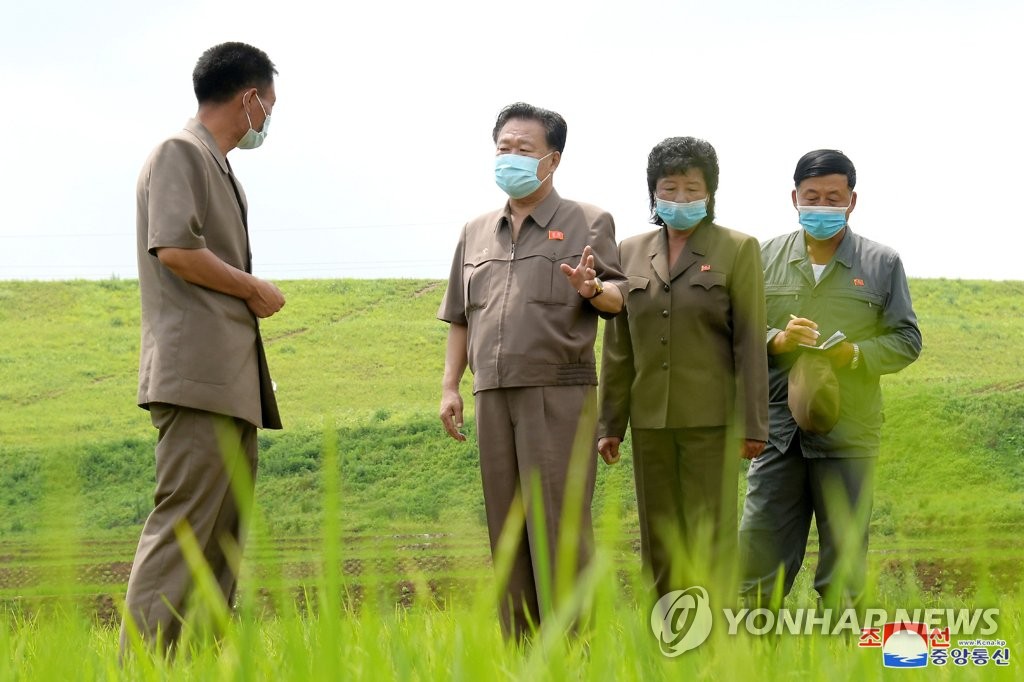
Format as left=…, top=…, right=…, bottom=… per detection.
left=660, top=337, right=667, bottom=345
left=661, top=362, right=668, bottom=370
left=663, top=284, right=670, bottom=292
left=662, top=310, right=669, bottom=318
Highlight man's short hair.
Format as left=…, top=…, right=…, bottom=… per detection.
left=646, top=136, right=720, bottom=225
left=491, top=102, right=568, bottom=153
left=794, top=149, right=857, bottom=190
left=193, top=42, right=277, bottom=105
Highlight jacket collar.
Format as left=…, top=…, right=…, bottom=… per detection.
left=184, top=118, right=230, bottom=175
left=785, top=226, right=857, bottom=286
left=493, top=187, right=561, bottom=233
left=649, top=221, right=714, bottom=285
left=785, top=227, right=857, bottom=266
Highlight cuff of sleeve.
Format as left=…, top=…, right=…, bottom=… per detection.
left=853, top=340, right=870, bottom=373
left=597, top=420, right=627, bottom=441
left=595, top=280, right=628, bottom=320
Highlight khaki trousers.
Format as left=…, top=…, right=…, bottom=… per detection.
left=631, top=426, right=740, bottom=604
left=475, top=385, right=598, bottom=640
left=119, top=404, right=257, bottom=652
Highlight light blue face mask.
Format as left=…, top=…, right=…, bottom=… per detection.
left=494, top=152, right=553, bottom=199
left=656, top=196, right=708, bottom=230
left=797, top=203, right=849, bottom=240
left=237, top=94, right=271, bottom=150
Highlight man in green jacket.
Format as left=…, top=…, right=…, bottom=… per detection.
left=739, top=149, right=922, bottom=609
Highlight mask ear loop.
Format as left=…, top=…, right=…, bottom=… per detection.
left=242, top=90, right=256, bottom=130
left=242, top=90, right=269, bottom=133
left=537, top=151, right=555, bottom=185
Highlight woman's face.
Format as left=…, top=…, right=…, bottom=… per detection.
left=655, top=167, right=708, bottom=203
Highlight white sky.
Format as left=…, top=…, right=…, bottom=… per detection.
left=1, top=0, right=1021, bottom=281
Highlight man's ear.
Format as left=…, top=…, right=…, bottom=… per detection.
left=548, top=150, right=561, bottom=173
left=239, top=87, right=258, bottom=109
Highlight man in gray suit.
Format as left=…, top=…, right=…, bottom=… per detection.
left=122, top=42, right=284, bottom=653
left=739, top=149, right=921, bottom=611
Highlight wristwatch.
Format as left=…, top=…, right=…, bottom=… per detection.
left=583, top=277, right=604, bottom=299
left=850, top=343, right=861, bottom=369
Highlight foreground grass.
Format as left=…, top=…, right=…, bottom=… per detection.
left=4, top=536, right=1021, bottom=681
left=5, top=599, right=1018, bottom=681
left=3, top=433, right=1021, bottom=681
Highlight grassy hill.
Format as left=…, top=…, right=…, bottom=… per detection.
left=1, top=278, right=1022, bottom=600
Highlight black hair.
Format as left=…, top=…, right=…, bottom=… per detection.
left=793, top=149, right=857, bottom=189
left=646, top=136, right=719, bottom=225
left=491, top=102, right=568, bottom=153
left=193, top=42, right=277, bottom=105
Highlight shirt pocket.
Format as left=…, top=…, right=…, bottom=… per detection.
left=464, top=257, right=494, bottom=312
left=625, top=276, right=651, bottom=316
left=765, top=283, right=804, bottom=330
left=828, top=287, right=886, bottom=336
left=688, top=271, right=729, bottom=323
left=524, top=251, right=583, bottom=306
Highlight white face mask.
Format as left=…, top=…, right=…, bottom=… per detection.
left=237, top=93, right=271, bottom=150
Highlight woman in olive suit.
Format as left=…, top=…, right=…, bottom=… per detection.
left=598, top=137, right=768, bottom=600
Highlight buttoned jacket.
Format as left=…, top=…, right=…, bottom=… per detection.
left=599, top=222, right=768, bottom=440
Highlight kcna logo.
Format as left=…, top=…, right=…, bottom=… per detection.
left=650, top=586, right=714, bottom=657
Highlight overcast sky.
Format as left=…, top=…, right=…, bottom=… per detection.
left=2, top=0, right=1021, bottom=281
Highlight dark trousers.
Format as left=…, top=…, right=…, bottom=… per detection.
left=739, top=437, right=875, bottom=607
left=475, top=385, right=598, bottom=640
left=120, top=404, right=258, bottom=653
left=632, top=426, right=739, bottom=603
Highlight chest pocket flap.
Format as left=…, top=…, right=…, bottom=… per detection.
left=464, top=255, right=496, bottom=311
left=628, top=275, right=650, bottom=292
left=691, top=271, right=726, bottom=289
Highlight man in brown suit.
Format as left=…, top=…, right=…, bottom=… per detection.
left=121, top=42, right=284, bottom=653
left=438, top=102, right=626, bottom=640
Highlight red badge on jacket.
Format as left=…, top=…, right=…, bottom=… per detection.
left=853, top=278, right=865, bottom=286
left=700, top=264, right=712, bottom=272
left=548, top=230, right=564, bottom=240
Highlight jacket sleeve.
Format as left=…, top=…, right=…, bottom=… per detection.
left=146, top=138, right=209, bottom=255
left=437, top=224, right=468, bottom=325
left=860, top=253, right=922, bottom=375
left=731, top=236, right=769, bottom=441
left=588, top=210, right=628, bottom=319
left=598, top=243, right=635, bottom=438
